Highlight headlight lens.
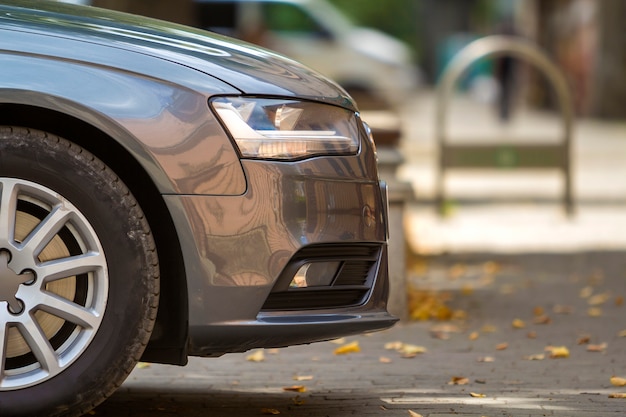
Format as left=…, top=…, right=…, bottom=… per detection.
left=211, top=97, right=360, bottom=160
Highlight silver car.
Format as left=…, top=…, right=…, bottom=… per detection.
left=0, top=1, right=395, bottom=416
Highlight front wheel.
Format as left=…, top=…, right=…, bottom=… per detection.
left=0, top=127, right=159, bottom=417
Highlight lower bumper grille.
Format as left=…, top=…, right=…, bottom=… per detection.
left=261, top=244, right=382, bottom=311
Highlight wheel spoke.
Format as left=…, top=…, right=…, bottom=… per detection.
left=0, top=180, right=18, bottom=245
left=18, top=316, right=60, bottom=375
left=38, top=293, right=100, bottom=329
left=39, top=251, right=105, bottom=283
left=19, top=205, right=72, bottom=258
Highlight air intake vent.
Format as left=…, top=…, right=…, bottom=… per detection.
left=261, top=244, right=381, bottom=311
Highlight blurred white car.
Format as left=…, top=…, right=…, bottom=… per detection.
left=196, top=0, right=420, bottom=109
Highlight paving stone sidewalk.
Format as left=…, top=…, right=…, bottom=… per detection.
left=91, top=250, right=626, bottom=417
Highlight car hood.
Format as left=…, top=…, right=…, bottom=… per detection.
left=0, top=0, right=355, bottom=109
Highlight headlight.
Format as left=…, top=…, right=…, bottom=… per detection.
left=211, top=97, right=360, bottom=160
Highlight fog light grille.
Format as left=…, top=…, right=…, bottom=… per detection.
left=262, top=244, right=381, bottom=311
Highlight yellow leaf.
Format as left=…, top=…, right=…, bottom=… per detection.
left=135, top=362, right=151, bottom=369
left=408, top=411, right=423, bottom=417
left=587, top=307, right=603, bottom=317
left=546, top=346, right=570, bottom=358
left=470, top=392, right=486, bottom=398
left=400, top=344, right=427, bottom=355
left=384, top=341, right=404, bottom=350
left=588, top=292, right=610, bottom=306
left=609, top=393, right=626, bottom=398
left=261, top=408, right=280, bottom=415
left=283, top=385, right=307, bottom=393
left=512, top=319, right=526, bottom=329
left=245, top=350, right=265, bottom=362
left=580, top=286, right=593, bottom=298
left=448, top=376, right=469, bottom=385
left=333, top=341, right=360, bottom=355
left=610, top=376, right=626, bottom=387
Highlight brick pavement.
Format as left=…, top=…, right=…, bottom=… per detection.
left=91, top=251, right=626, bottom=417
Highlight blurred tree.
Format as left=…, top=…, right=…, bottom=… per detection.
left=92, top=0, right=199, bottom=26
left=328, top=0, right=420, bottom=60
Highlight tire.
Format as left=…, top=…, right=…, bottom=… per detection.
left=0, top=127, right=159, bottom=417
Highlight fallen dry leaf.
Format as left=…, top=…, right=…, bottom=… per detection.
left=261, top=408, right=280, bottom=415
left=477, top=356, right=495, bottom=363
left=283, top=385, right=307, bottom=393
left=400, top=344, right=427, bottom=356
left=430, top=323, right=461, bottom=333
left=587, top=307, right=603, bottom=317
left=135, top=362, right=150, bottom=369
left=408, top=411, right=423, bottom=417
left=588, top=292, right=611, bottom=306
left=408, top=289, right=454, bottom=321
left=291, top=396, right=305, bottom=406
left=527, top=331, right=537, bottom=339
left=533, top=306, right=545, bottom=316
left=293, top=375, right=313, bottom=381
left=587, top=343, right=607, bottom=352
left=379, top=356, right=392, bottom=364
left=384, top=341, right=404, bottom=350
left=609, top=393, right=626, bottom=398
left=496, top=342, right=509, bottom=351
left=512, top=319, right=526, bottom=329
left=546, top=346, right=570, bottom=358
left=461, top=284, right=474, bottom=296
left=468, top=331, right=479, bottom=341
left=577, top=335, right=591, bottom=345
left=330, top=337, right=346, bottom=345
left=524, top=353, right=545, bottom=361
left=245, top=350, right=265, bottom=362
left=533, top=315, right=551, bottom=324
left=333, top=341, right=360, bottom=355
left=579, top=286, right=594, bottom=298
left=616, top=296, right=624, bottom=306
left=618, top=330, right=626, bottom=337
left=610, top=376, right=626, bottom=387
left=469, top=392, right=486, bottom=398
left=448, top=376, right=469, bottom=385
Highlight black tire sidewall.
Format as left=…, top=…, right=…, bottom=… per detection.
left=0, top=128, right=158, bottom=416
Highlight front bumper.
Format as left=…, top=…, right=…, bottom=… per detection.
left=165, top=151, right=395, bottom=356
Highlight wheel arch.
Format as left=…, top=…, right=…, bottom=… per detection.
left=0, top=103, right=189, bottom=365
